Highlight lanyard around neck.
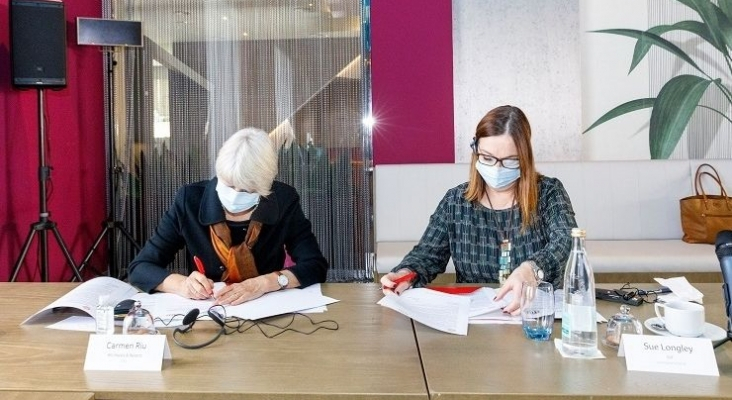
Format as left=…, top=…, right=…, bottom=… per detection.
left=485, top=192, right=516, bottom=242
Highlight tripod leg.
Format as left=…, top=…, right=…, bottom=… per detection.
left=113, top=223, right=141, bottom=281
left=77, top=225, right=110, bottom=277
left=117, top=223, right=142, bottom=251
left=50, top=226, right=84, bottom=282
left=10, top=229, right=39, bottom=282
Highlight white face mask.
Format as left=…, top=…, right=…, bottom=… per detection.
left=216, top=181, right=260, bottom=213
left=475, top=161, right=520, bottom=190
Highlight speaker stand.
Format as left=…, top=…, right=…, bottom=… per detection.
left=10, top=89, right=83, bottom=282
left=76, top=50, right=141, bottom=280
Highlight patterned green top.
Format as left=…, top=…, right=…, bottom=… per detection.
left=394, top=175, right=577, bottom=288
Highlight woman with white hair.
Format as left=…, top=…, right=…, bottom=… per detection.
left=128, top=128, right=328, bottom=305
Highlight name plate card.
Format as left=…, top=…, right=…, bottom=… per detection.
left=618, top=334, right=718, bottom=376
left=84, top=334, right=172, bottom=371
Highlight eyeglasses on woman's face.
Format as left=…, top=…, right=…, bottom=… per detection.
left=476, top=153, right=520, bottom=169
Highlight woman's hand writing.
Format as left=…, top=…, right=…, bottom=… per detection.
left=380, top=269, right=417, bottom=295
left=159, top=272, right=214, bottom=300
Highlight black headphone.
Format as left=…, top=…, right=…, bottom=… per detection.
left=172, top=307, right=227, bottom=350
left=470, top=136, right=478, bottom=153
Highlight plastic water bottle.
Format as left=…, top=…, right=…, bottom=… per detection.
left=95, top=295, right=115, bottom=335
left=561, top=228, right=598, bottom=356
left=498, top=239, right=512, bottom=286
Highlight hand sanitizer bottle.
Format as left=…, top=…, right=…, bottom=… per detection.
left=95, top=295, right=115, bottom=335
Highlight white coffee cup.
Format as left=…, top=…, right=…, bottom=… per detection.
left=654, top=301, right=705, bottom=337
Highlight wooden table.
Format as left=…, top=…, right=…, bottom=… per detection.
left=0, top=283, right=427, bottom=400
left=415, top=283, right=732, bottom=399
left=1, top=393, right=94, bottom=400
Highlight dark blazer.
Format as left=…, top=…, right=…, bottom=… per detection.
left=128, top=178, right=329, bottom=293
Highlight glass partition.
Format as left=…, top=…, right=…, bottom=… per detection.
left=106, top=0, right=372, bottom=282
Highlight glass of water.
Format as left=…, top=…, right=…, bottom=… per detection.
left=521, top=281, right=554, bottom=341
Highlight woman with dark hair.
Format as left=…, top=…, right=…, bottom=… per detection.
left=381, top=105, right=577, bottom=314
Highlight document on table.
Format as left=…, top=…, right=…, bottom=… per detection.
left=23, top=277, right=141, bottom=325
left=42, top=282, right=338, bottom=331
left=378, top=288, right=471, bottom=335
left=378, top=287, right=517, bottom=334
left=136, top=283, right=339, bottom=324
left=467, top=287, right=521, bottom=324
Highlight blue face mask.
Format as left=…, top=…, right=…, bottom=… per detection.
left=475, top=161, right=520, bottom=190
left=216, top=181, right=260, bottom=213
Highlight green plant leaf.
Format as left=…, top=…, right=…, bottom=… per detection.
left=632, top=22, right=722, bottom=72
left=649, top=75, right=713, bottom=159
left=720, top=0, right=732, bottom=21
left=593, top=29, right=703, bottom=74
left=698, top=104, right=732, bottom=124
left=583, top=98, right=655, bottom=134
left=677, top=0, right=732, bottom=53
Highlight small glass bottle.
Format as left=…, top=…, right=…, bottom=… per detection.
left=561, top=228, right=598, bottom=356
left=122, top=301, right=157, bottom=335
left=95, top=295, right=115, bottom=335
left=498, top=239, right=512, bottom=286
left=603, top=305, right=643, bottom=349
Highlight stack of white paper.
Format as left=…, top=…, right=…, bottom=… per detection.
left=378, top=287, right=519, bottom=335
left=22, top=277, right=339, bottom=331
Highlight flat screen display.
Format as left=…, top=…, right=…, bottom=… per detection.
left=77, top=17, right=142, bottom=47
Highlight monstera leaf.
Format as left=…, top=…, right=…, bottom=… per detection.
left=583, top=0, right=732, bottom=159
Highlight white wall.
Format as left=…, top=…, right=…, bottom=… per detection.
left=580, top=0, right=651, bottom=160
left=453, top=0, right=730, bottom=161
left=452, top=0, right=658, bottom=161
left=452, top=0, right=582, bottom=162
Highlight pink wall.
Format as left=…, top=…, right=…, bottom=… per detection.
left=0, top=0, right=106, bottom=281
left=371, top=0, right=454, bottom=164
left=0, top=0, right=449, bottom=281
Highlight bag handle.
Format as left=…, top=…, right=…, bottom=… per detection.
left=694, top=163, right=725, bottom=196
left=694, top=166, right=731, bottom=211
left=696, top=172, right=728, bottom=196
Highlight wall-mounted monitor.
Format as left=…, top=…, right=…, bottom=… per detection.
left=77, top=17, right=142, bottom=47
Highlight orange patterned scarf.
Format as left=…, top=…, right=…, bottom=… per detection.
left=209, top=221, right=262, bottom=284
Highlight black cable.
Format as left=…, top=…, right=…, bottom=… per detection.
left=615, top=283, right=659, bottom=305
left=153, top=313, right=189, bottom=327
left=170, top=306, right=339, bottom=349
left=229, top=313, right=340, bottom=339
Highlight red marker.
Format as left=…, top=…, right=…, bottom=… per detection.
left=193, top=255, right=206, bottom=276
left=390, top=271, right=417, bottom=289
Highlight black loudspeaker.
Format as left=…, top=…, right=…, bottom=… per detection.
left=10, top=0, right=67, bottom=87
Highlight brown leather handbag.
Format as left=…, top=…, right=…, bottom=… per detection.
left=680, top=163, right=732, bottom=244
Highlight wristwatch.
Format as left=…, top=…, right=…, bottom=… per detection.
left=275, top=271, right=289, bottom=290
left=528, top=261, right=544, bottom=282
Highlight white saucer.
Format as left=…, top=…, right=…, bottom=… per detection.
left=644, top=317, right=727, bottom=341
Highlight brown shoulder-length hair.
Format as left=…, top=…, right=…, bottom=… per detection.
left=464, top=105, right=539, bottom=230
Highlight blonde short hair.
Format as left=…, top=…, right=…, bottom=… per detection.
left=215, top=128, right=278, bottom=196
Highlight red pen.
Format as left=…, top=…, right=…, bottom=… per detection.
left=193, top=255, right=206, bottom=276
left=390, top=271, right=417, bottom=290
